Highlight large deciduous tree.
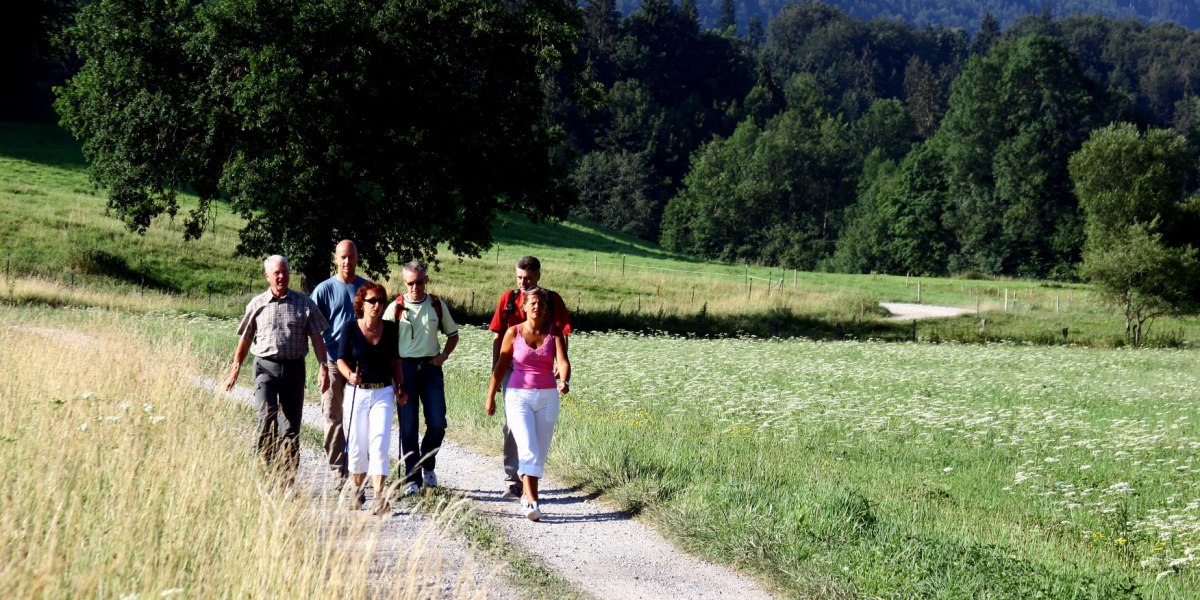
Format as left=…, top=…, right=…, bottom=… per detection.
left=56, top=0, right=581, bottom=283
left=1069, top=123, right=1200, bottom=344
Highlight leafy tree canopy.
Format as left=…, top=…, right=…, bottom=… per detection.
left=56, top=0, right=582, bottom=282
left=1069, top=123, right=1200, bottom=343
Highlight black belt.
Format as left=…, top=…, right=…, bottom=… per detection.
left=401, top=356, right=438, bottom=364
left=258, top=355, right=303, bottom=365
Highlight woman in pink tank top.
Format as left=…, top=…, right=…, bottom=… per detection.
left=485, top=287, right=571, bottom=521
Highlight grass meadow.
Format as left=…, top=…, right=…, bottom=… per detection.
left=4, top=119, right=1200, bottom=597
left=3, top=120, right=1198, bottom=346
left=440, top=326, right=1200, bottom=597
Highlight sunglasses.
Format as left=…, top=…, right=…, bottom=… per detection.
left=363, top=297, right=386, bottom=305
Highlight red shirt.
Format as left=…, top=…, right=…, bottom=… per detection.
left=487, top=289, right=572, bottom=336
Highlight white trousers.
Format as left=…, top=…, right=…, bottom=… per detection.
left=504, top=387, right=559, bottom=478
left=343, top=385, right=394, bottom=477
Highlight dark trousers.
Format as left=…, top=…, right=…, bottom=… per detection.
left=398, top=360, right=447, bottom=485
left=500, top=368, right=520, bottom=482
left=253, top=357, right=305, bottom=484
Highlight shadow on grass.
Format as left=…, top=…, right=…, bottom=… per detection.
left=491, top=213, right=702, bottom=264
left=0, top=121, right=86, bottom=169
left=451, top=301, right=916, bottom=342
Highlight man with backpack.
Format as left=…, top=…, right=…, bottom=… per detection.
left=487, top=256, right=572, bottom=498
left=383, top=261, right=459, bottom=496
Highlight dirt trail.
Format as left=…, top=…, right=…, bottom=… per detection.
left=880, top=302, right=975, bottom=320
left=197, top=377, right=776, bottom=600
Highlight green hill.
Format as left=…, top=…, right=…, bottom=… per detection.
left=2, top=120, right=1196, bottom=346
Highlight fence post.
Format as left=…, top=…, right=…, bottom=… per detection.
left=917, top=280, right=922, bottom=304
left=621, top=255, right=625, bottom=276
left=1004, top=289, right=1009, bottom=311
left=1056, top=295, right=1060, bottom=312
left=691, top=287, right=695, bottom=305
left=793, top=269, right=797, bottom=291
left=911, top=320, right=917, bottom=342
left=747, top=279, right=752, bottom=300
left=1062, top=327, right=1069, bottom=343
left=594, top=255, right=598, bottom=275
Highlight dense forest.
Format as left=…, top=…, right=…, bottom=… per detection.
left=560, top=0, right=1200, bottom=284
left=6, top=0, right=1200, bottom=294
left=613, top=0, right=1200, bottom=32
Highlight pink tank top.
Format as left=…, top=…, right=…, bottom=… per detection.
left=509, top=325, right=557, bottom=390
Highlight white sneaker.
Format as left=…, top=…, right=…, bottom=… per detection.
left=402, top=482, right=420, bottom=497
left=422, top=470, right=438, bottom=487
left=520, top=497, right=541, bottom=522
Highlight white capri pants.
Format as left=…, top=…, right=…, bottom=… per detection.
left=504, top=387, right=560, bottom=478
left=343, top=385, right=394, bottom=477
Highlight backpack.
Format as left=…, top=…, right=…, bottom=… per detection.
left=504, top=287, right=555, bottom=320
left=393, top=293, right=445, bottom=329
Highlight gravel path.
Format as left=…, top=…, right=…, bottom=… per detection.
left=198, top=376, right=776, bottom=600
left=880, top=302, right=975, bottom=320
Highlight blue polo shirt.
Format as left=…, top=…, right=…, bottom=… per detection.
left=311, top=275, right=368, bottom=361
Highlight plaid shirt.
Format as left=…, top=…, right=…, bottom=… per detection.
left=236, top=289, right=330, bottom=361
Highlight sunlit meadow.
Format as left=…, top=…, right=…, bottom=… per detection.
left=444, top=326, right=1200, bottom=597
left=0, top=309, right=488, bottom=599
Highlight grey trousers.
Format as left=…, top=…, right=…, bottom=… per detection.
left=500, top=368, right=520, bottom=482
left=253, top=357, right=305, bottom=484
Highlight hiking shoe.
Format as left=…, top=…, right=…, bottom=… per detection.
left=347, top=485, right=366, bottom=511
left=402, top=482, right=421, bottom=497
left=374, top=496, right=392, bottom=516
left=422, top=470, right=438, bottom=488
left=503, top=481, right=521, bottom=499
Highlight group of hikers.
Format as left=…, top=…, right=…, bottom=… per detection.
left=222, top=240, right=571, bottom=521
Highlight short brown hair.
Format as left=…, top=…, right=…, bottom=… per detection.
left=353, top=282, right=389, bottom=318
left=516, top=256, right=541, bottom=272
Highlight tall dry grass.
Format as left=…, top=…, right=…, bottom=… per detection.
left=0, top=316, right=490, bottom=598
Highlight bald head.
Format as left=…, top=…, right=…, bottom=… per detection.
left=334, top=239, right=359, bottom=282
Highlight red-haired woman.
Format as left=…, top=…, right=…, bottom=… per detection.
left=337, top=282, right=407, bottom=514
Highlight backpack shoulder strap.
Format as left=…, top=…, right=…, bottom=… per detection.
left=393, top=294, right=405, bottom=321
left=543, top=287, right=556, bottom=319
left=505, top=289, right=520, bottom=314
left=429, top=294, right=444, bottom=322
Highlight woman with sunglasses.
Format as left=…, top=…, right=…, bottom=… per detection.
left=337, top=282, right=407, bottom=514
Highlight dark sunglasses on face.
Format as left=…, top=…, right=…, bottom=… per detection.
left=363, top=297, right=386, bottom=305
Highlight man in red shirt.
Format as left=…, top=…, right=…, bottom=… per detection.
left=488, top=256, right=572, bottom=498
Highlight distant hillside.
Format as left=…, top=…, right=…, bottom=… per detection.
left=614, top=0, right=1199, bottom=32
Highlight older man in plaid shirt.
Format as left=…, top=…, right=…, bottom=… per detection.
left=225, top=255, right=330, bottom=485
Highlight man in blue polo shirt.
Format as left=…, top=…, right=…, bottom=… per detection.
left=311, top=240, right=369, bottom=489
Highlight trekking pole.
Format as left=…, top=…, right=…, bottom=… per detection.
left=344, top=364, right=360, bottom=500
